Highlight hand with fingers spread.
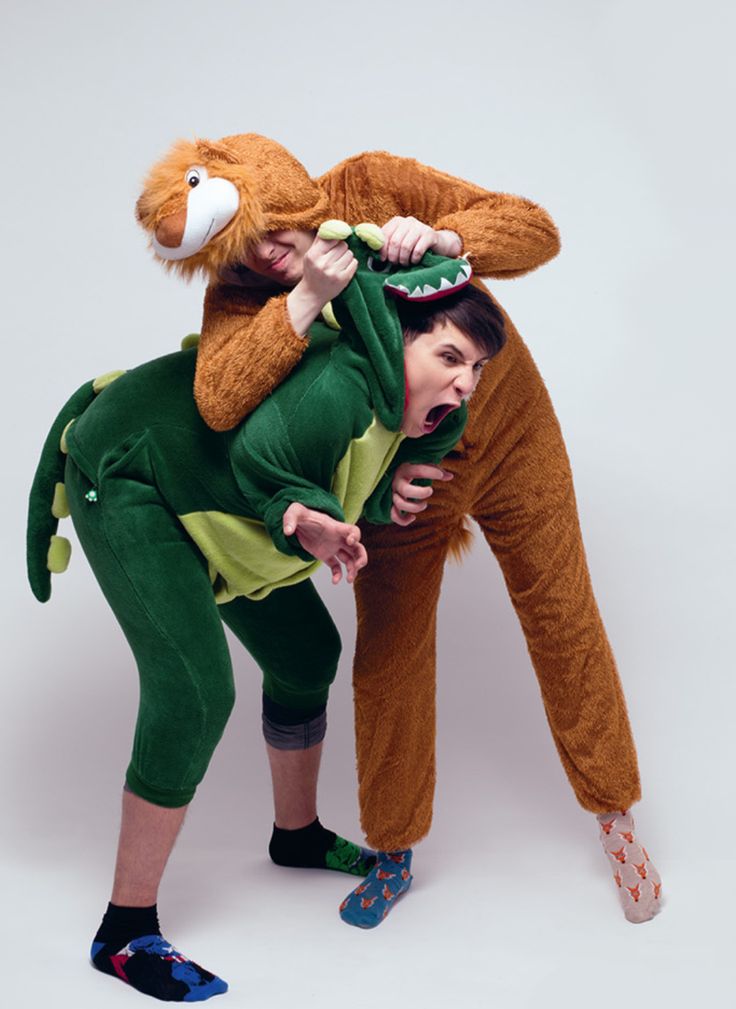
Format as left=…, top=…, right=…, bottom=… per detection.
left=390, top=463, right=454, bottom=526
left=287, top=236, right=358, bottom=334
left=380, top=216, right=462, bottom=266
left=282, top=502, right=368, bottom=584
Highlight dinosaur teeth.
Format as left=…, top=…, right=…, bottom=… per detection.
left=389, top=266, right=470, bottom=300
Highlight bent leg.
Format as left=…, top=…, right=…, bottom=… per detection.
left=67, top=456, right=236, bottom=807
left=221, top=582, right=373, bottom=876
left=221, top=581, right=339, bottom=831
left=67, top=456, right=231, bottom=998
left=220, top=578, right=341, bottom=713
left=469, top=386, right=641, bottom=813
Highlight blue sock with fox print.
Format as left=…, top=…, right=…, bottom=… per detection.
left=339, top=849, right=413, bottom=928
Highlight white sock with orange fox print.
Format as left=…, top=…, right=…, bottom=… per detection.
left=597, top=809, right=662, bottom=922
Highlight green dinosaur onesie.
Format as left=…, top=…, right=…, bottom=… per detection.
left=27, top=224, right=471, bottom=807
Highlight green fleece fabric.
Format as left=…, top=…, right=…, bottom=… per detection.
left=26, top=226, right=471, bottom=805
left=39, top=228, right=468, bottom=602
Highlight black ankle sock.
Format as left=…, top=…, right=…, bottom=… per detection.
left=269, top=817, right=336, bottom=868
left=93, top=902, right=160, bottom=955
left=269, top=817, right=376, bottom=876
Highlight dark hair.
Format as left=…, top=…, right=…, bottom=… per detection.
left=397, top=283, right=506, bottom=360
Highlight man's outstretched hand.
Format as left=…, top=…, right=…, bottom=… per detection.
left=282, top=503, right=368, bottom=584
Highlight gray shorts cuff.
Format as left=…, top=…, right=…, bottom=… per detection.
left=262, top=710, right=327, bottom=750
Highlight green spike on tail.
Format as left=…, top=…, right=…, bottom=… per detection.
left=28, top=367, right=127, bottom=602
left=93, top=369, right=127, bottom=393
left=27, top=380, right=96, bottom=602
left=47, top=535, right=72, bottom=573
left=51, top=482, right=70, bottom=519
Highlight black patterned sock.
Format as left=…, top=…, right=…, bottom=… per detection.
left=91, top=903, right=227, bottom=1001
left=269, top=817, right=376, bottom=876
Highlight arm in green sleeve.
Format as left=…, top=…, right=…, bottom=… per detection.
left=228, top=365, right=371, bottom=557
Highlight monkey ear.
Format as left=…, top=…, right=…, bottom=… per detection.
left=195, top=138, right=241, bottom=164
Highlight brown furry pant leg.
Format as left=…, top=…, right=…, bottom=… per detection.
left=353, top=506, right=454, bottom=851
left=470, top=382, right=642, bottom=817
left=353, top=327, right=641, bottom=852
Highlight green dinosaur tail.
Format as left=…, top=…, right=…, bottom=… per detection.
left=27, top=380, right=97, bottom=602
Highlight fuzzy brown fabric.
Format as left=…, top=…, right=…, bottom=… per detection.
left=136, top=138, right=266, bottom=282
left=317, top=152, right=561, bottom=279
left=353, top=316, right=641, bottom=850
left=138, top=135, right=641, bottom=850
left=195, top=287, right=306, bottom=430
left=218, top=133, right=330, bottom=235
left=136, top=134, right=329, bottom=284
left=192, top=146, right=560, bottom=430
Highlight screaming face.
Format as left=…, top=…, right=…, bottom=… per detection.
left=401, top=320, right=489, bottom=438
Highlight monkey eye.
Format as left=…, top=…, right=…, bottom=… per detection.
left=185, top=166, right=209, bottom=188
left=366, top=256, right=391, bottom=273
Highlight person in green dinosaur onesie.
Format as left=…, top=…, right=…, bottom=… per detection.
left=27, top=225, right=505, bottom=1000
left=133, top=133, right=663, bottom=931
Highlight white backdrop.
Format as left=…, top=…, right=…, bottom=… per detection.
left=2, top=2, right=734, bottom=1007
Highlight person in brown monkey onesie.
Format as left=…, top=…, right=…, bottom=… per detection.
left=136, top=133, right=662, bottom=929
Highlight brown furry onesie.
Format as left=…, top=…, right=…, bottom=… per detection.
left=137, top=135, right=641, bottom=852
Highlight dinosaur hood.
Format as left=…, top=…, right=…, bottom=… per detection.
left=325, top=222, right=472, bottom=431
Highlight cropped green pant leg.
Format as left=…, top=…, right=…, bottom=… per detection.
left=65, top=452, right=340, bottom=808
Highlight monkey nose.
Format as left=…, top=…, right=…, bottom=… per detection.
left=155, top=209, right=188, bottom=249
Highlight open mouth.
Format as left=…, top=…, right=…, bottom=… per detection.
left=423, top=403, right=457, bottom=434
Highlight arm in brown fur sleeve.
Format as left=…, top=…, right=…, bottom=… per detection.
left=194, top=284, right=308, bottom=432
left=197, top=149, right=558, bottom=432
left=317, top=152, right=560, bottom=279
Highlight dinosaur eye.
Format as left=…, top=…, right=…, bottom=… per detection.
left=367, top=256, right=391, bottom=273
left=185, top=167, right=208, bottom=188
